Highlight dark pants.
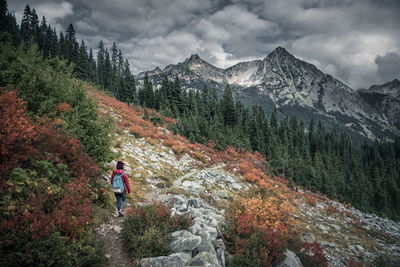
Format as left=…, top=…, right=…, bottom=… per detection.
left=115, top=193, right=127, bottom=212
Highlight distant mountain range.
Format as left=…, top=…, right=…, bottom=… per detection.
left=135, top=47, right=400, bottom=141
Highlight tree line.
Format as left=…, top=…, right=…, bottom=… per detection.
left=0, top=2, right=136, bottom=103
left=137, top=76, right=400, bottom=220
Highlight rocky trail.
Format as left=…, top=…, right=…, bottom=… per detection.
left=98, top=208, right=135, bottom=267
left=97, top=129, right=400, bottom=267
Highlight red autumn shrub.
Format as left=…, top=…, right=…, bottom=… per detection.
left=55, top=102, right=71, bottom=113
left=305, top=195, right=317, bottom=206
left=0, top=90, right=39, bottom=175
left=226, top=146, right=239, bottom=158
left=0, top=90, right=97, bottom=242
left=129, top=125, right=145, bottom=136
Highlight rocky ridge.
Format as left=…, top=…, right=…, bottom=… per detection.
left=100, top=128, right=400, bottom=266
left=135, top=47, right=399, bottom=140
left=358, top=79, right=400, bottom=131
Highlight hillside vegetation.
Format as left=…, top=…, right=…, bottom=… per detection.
left=1, top=0, right=399, bottom=220
left=1, top=1, right=399, bottom=266
left=0, top=43, right=114, bottom=266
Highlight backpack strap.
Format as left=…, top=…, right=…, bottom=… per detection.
left=121, top=171, right=127, bottom=192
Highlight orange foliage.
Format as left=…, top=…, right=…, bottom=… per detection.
left=171, top=144, right=189, bottom=155
left=326, top=205, right=338, bottom=214
left=55, top=102, right=71, bottom=113
left=236, top=195, right=295, bottom=232
left=164, top=117, right=176, bottom=124
left=305, top=195, right=317, bottom=206
left=190, top=151, right=208, bottom=163
left=129, top=125, right=145, bottom=136
left=226, top=146, right=239, bottom=158
left=163, top=137, right=181, bottom=148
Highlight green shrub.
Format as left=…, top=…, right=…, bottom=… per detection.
left=0, top=231, right=106, bottom=267
left=123, top=202, right=193, bottom=259
left=0, top=43, right=113, bottom=167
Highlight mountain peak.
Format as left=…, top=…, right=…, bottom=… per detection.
left=272, top=47, right=292, bottom=56
left=264, top=47, right=294, bottom=62
left=392, top=78, right=400, bottom=85
left=187, top=53, right=201, bottom=62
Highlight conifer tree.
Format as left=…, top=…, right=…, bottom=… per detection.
left=20, top=5, right=31, bottom=41
left=222, top=84, right=236, bottom=126
left=96, top=40, right=105, bottom=88
left=0, top=0, right=8, bottom=31
left=76, top=40, right=89, bottom=80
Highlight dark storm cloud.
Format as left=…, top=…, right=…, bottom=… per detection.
left=375, top=53, right=400, bottom=82
left=8, top=0, right=400, bottom=88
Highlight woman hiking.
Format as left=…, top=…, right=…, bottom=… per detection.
left=111, top=161, right=131, bottom=217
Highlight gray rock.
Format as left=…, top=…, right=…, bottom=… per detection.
left=102, top=173, right=111, bottom=182
left=302, top=232, right=315, bottom=243
left=186, top=252, right=220, bottom=267
left=278, top=249, right=303, bottom=267
left=170, top=230, right=201, bottom=253
left=317, top=224, right=330, bottom=234
left=213, top=239, right=226, bottom=266
left=216, top=190, right=228, bottom=199
left=141, top=253, right=190, bottom=267
left=197, top=233, right=216, bottom=255
left=113, top=225, right=122, bottom=233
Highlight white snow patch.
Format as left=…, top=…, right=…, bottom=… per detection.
left=227, top=66, right=259, bottom=86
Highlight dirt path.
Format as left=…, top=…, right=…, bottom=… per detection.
left=99, top=209, right=136, bottom=267
left=100, top=164, right=225, bottom=266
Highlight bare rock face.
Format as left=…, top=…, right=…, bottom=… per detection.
left=278, top=250, right=303, bottom=267
left=135, top=47, right=398, bottom=141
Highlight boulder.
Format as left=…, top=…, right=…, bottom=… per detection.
left=213, top=239, right=226, bottom=266
left=141, top=253, right=190, bottom=267
left=186, top=252, right=220, bottom=267
left=170, top=230, right=201, bottom=253
left=197, top=233, right=216, bottom=255
left=278, top=249, right=303, bottom=267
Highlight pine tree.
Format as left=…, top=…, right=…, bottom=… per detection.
left=96, top=40, right=105, bottom=88
left=0, top=0, right=8, bottom=31
left=20, top=5, right=31, bottom=41
left=103, top=48, right=112, bottom=90
left=222, top=84, right=236, bottom=126
left=75, top=40, right=89, bottom=80
left=88, top=48, right=96, bottom=82
left=143, top=73, right=154, bottom=108
left=110, top=42, right=119, bottom=94
left=119, top=59, right=136, bottom=103
left=65, top=23, right=77, bottom=64
left=29, top=8, right=39, bottom=42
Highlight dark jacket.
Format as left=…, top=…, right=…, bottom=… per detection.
left=111, top=169, right=131, bottom=194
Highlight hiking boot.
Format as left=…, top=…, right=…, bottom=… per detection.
left=118, top=211, right=124, bottom=217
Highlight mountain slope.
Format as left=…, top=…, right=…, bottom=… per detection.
left=135, top=48, right=397, bottom=141
left=359, top=79, right=400, bottom=131
left=91, top=90, right=400, bottom=266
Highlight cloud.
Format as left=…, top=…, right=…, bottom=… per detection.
left=375, top=52, right=400, bottom=83
left=7, top=0, right=400, bottom=88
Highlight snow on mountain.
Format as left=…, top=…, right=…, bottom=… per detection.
left=134, top=48, right=399, bottom=141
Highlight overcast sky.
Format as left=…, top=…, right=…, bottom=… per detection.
left=8, top=0, right=400, bottom=89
